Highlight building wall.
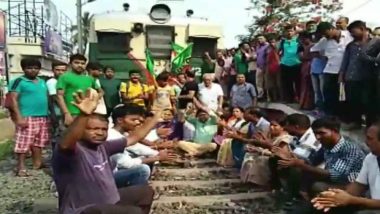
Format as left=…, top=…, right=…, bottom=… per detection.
left=7, top=37, right=68, bottom=80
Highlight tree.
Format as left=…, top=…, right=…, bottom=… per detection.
left=71, top=12, right=93, bottom=54
left=238, top=0, right=343, bottom=41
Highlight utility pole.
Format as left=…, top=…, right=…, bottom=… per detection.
left=76, top=0, right=83, bottom=54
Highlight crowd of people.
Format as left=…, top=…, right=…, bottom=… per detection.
left=3, top=16, right=380, bottom=214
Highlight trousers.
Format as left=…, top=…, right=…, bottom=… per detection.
left=177, top=141, right=217, bottom=156
left=114, top=164, right=151, bottom=188
left=81, top=185, right=154, bottom=214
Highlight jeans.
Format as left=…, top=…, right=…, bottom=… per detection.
left=228, top=75, right=237, bottom=97
left=255, top=68, right=264, bottom=98
left=311, top=73, right=324, bottom=109
left=114, top=164, right=151, bottom=188
left=51, top=116, right=65, bottom=150
left=280, top=64, right=301, bottom=103
left=322, top=73, right=339, bottom=116
left=246, top=70, right=257, bottom=86
left=344, top=81, right=371, bottom=124
left=82, top=185, right=154, bottom=214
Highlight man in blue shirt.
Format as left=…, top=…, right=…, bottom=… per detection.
left=279, top=117, right=365, bottom=213
left=339, top=21, right=376, bottom=129
left=279, top=25, right=302, bottom=103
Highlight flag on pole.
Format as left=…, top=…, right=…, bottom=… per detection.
left=145, top=48, right=155, bottom=78
left=171, top=42, right=184, bottom=54
left=172, top=43, right=193, bottom=73
left=171, top=42, right=184, bottom=60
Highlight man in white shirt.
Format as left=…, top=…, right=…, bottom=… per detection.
left=312, top=22, right=353, bottom=116
left=46, top=61, right=67, bottom=149
left=198, top=73, right=224, bottom=113
left=312, top=122, right=380, bottom=214
left=108, top=104, right=175, bottom=188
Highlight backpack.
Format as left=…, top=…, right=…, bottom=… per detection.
left=123, top=81, right=148, bottom=105
left=4, top=78, right=23, bottom=109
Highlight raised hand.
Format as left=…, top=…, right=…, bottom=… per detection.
left=71, top=89, right=99, bottom=115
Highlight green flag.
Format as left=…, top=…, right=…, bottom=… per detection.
left=171, top=42, right=184, bottom=54
left=172, top=43, right=193, bottom=73
left=145, top=48, right=155, bottom=78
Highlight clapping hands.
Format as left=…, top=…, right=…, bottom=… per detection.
left=311, top=189, right=353, bottom=212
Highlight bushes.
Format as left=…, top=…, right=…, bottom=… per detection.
left=0, top=140, right=13, bottom=160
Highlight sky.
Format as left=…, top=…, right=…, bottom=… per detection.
left=3, top=0, right=380, bottom=47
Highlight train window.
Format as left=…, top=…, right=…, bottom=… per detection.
left=190, top=37, right=217, bottom=59
left=97, top=32, right=131, bottom=52
left=146, top=25, right=174, bottom=59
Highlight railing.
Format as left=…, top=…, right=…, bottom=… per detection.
left=2, top=0, right=73, bottom=51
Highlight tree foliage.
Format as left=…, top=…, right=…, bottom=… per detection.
left=238, top=0, right=343, bottom=41
left=71, top=12, right=93, bottom=53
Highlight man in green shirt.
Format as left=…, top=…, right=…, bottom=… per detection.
left=57, top=54, right=101, bottom=126
left=100, top=66, right=121, bottom=117
left=177, top=109, right=218, bottom=156
left=234, top=42, right=250, bottom=75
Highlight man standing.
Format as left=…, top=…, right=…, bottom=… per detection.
left=198, top=73, right=224, bottom=113
left=256, top=35, right=269, bottom=98
left=312, top=22, right=353, bottom=116
left=100, top=66, right=121, bottom=117
left=177, top=71, right=198, bottom=111
left=151, top=72, right=176, bottom=112
left=279, top=25, right=302, bottom=103
left=234, top=42, right=250, bottom=78
left=46, top=61, right=67, bottom=148
left=336, top=17, right=349, bottom=31
left=177, top=71, right=199, bottom=140
left=230, top=74, right=257, bottom=109
left=57, top=54, right=101, bottom=126
left=339, top=21, right=374, bottom=129
left=87, top=62, right=106, bottom=115
left=120, top=70, right=149, bottom=109
left=10, top=59, right=50, bottom=176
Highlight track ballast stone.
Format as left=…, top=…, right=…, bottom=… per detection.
left=152, top=159, right=280, bottom=214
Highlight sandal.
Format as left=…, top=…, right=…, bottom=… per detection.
left=16, top=169, right=30, bottom=177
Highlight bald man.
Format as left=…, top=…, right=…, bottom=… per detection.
left=198, top=73, right=224, bottom=113
left=336, top=17, right=349, bottom=31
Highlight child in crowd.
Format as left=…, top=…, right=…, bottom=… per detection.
left=152, top=72, right=176, bottom=112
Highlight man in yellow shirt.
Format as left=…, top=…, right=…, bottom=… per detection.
left=120, top=70, right=149, bottom=108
